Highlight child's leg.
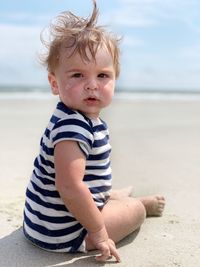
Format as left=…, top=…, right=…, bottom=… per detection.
left=110, top=188, right=165, bottom=216
left=86, top=195, right=165, bottom=250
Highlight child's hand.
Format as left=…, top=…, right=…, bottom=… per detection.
left=88, top=227, right=121, bottom=262
left=95, top=238, right=120, bottom=262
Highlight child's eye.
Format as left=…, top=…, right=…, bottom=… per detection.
left=72, top=73, right=83, bottom=78
left=98, top=73, right=108, bottom=78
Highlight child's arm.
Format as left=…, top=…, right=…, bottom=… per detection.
left=54, top=140, right=120, bottom=262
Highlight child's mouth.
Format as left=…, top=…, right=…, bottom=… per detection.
left=85, top=97, right=99, bottom=105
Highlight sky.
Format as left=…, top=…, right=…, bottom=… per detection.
left=1, top=0, right=200, bottom=91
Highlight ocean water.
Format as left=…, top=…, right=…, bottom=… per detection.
left=0, top=85, right=200, bottom=101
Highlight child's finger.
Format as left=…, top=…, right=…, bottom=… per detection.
left=95, top=241, right=121, bottom=263
left=95, top=241, right=112, bottom=262
left=95, top=246, right=110, bottom=262
left=110, top=245, right=121, bottom=262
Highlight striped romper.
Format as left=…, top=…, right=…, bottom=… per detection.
left=23, top=101, right=112, bottom=253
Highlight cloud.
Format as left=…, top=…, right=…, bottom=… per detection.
left=119, top=66, right=200, bottom=90
left=0, top=24, right=42, bottom=57
left=110, top=0, right=200, bottom=30
left=0, top=23, right=47, bottom=85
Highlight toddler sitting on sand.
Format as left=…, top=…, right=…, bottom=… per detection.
left=23, top=0, right=165, bottom=262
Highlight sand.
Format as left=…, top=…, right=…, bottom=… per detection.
left=0, top=95, right=200, bottom=267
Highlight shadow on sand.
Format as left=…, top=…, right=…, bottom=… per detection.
left=0, top=227, right=139, bottom=267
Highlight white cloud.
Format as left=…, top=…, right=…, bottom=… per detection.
left=119, top=66, right=200, bottom=90
left=0, top=23, right=47, bottom=85
left=119, top=45, right=200, bottom=90
left=0, top=24, right=41, bottom=58
left=111, top=0, right=200, bottom=30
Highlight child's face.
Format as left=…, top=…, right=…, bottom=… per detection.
left=48, top=46, right=116, bottom=119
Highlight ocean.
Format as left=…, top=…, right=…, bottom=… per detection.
left=0, top=85, right=200, bottom=101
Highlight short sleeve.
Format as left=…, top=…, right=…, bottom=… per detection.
left=51, top=114, right=94, bottom=158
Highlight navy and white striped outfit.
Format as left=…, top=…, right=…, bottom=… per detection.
left=23, top=101, right=112, bottom=253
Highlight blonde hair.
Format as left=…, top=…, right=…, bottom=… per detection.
left=40, top=0, right=121, bottom=78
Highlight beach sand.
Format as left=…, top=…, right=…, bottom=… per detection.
left=0, top=96, right=200, bottom=267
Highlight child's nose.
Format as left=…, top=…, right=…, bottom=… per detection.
left=84, top=79, right=98, bottom=91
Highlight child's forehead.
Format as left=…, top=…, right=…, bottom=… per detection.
left=59, top=43, right=113, bottom=64
left=56, top=47, right=115, bottom=74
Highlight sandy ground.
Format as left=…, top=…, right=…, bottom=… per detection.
left=0, top=96, right=200, bottom=267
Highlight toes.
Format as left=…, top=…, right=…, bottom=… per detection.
left=156, top=196, right=166, bottom=206
left=156, top=207, right=163, bottom=216
left=157, top=201, right=165, bottom=216
left=155, top=195, right=165, bottom=216
left=158, top=201, right=165, bottom=208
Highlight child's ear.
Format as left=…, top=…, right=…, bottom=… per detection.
left=48, top=73, right=59, bottom=95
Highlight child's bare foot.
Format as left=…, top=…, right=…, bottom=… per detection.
left=110, top=186, right=133, bottom=200
left=139, top=195, right=165, bottom=217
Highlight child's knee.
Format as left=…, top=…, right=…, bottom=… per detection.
left=129, top=198, right=146, bottom=227
left=122, top=198, right=146, bottom=225
left=136, top=199, right=146, bottom=221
